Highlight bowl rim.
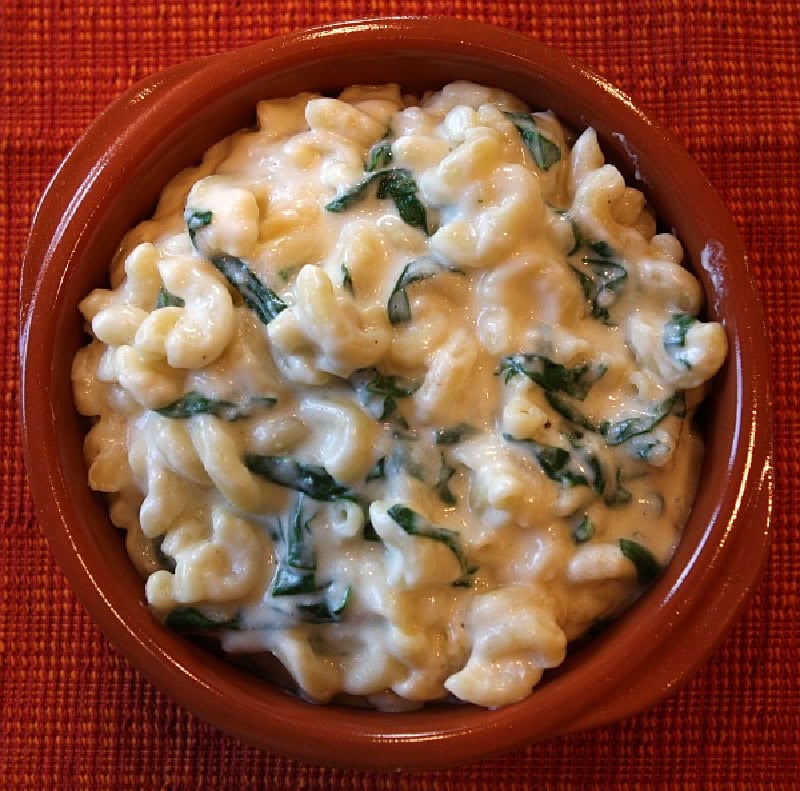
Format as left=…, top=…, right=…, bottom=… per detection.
left=19, top=16, right=773, bottom=769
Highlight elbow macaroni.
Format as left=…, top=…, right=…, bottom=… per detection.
left=72, top=82, right=727, bottom=709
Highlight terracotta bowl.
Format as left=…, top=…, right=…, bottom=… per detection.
left=20, top=17, right=772, bottom=769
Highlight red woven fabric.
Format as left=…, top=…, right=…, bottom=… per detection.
left=2, top=1, right=798, bottom=787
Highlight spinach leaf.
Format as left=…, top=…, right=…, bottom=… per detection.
left=165, top=606, right=240, bottom=633
left=634, top=438, right=670, bottom=461
left=572, top=516, right=595, bottom=544
left=619, top=538, right=661, bottom=584
left=350, top=367, right=420, bottom=420
left=504, top=112, right=562, bottom=170
left=387, top=505, right=474, bottom=580
left=210, top=253, right=287, bottom=326
left=155, top=287, right=184, bottom=309
left=601, top=394, right=680, bottom=446
left=544, top=392, right=597, bottom=433
left=566, top=217, right=582, bottom=256
left=435, top=454, right=457, bottom=505
left=570, top=242, right=627, bottom=323
left=359, top=368, right=419, bottom=398
left=587, top=240, right=615, bottom=258
left=588, top=454, right=606, bottom=496
left=296, top=586, right=352, bottom=624
left=155, top=391, right=276, bottom=421
left=604, top=468, right=632, bottom=506
left=154, top=535, right=176, bottom=572
left=434, top=423, right=477, bottom=445
left=504, top=433, right=604, bottom=491
left=365, top=456, right=386, bottom=482
left=341, top=264, right=354, bottom=295
left=184, top=208, right=213, bottom=244
left=376, top=169, right=429, bottom=232
left=271, top=497, right=319, bottom=596
left=387, top=255, right=461, bottom=324
left=325, top=167, right=429, bottom=234
left=365, top=138, right=393, bottom=172
left=498, top=353, right=606, bottom=399
left=532, top=442, right=590, bottom=487
left=663, top=313, right=696, bottom=369
left=244, top=455, right=353, bottom=501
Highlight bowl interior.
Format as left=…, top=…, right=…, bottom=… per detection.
left=20, top=18, right=770, bottom=769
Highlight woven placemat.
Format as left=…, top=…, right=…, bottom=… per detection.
left=2, top=1, right=798, bottom=787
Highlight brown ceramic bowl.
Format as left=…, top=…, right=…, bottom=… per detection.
left=20, top=18, right=772, bottom=769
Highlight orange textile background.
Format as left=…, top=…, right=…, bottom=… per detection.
left=2, top=1, right=799, bottom=787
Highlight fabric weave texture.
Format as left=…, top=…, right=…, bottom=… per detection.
left=2, top=0, right=798, bottom=787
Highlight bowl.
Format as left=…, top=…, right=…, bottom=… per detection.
left=19, top=17, right=772, bottom=769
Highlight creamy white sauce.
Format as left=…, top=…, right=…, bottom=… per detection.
left=71, top=82, right=727, bottom=709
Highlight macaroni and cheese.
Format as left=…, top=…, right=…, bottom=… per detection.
left=72, top=82, right=727, bottom=708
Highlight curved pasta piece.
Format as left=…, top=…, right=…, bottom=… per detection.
left=84, top=415, right=134, bottom=493
left=188, top=415, right=288, bottom=514
left=80, top=242, right=163, bottom=320
left=451, top=437, right=559, bottom=532
left=266, top=626, right=342, bottom=702
left=444, top=585, right=567, bottom=707
left=267, top=264, right=390, bottom=380
left=144, top=413, right=211, bottom=485
left=476, top=246, right=585, bottom=354
left=627, top=314, right=727, bottom=389
left=567, top=543, right=639, bottom=583
left=369, top=501, right=462, bottom=589
left=115, top=345, right=186, bottom=409
left=139, top=463, right=192, bottom=540
left=298, top=396, right=379, bottom=485
left=431, top=164, right=545, bottom=269
left=155, top=256, right=235, bottom=369
left=305, top=97, right=386, bottom=146
left=186, top=175, right=260, bottom=258
left=71, top=342, right=110, bottom=417
left=146, top=505, right=266, bottom=606
left=414, top=328, right=479, bottom=424
left=633, top=257, right=702, bottom=314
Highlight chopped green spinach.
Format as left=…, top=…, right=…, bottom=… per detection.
left=387, top=255, right=461, bottom=324
left=435, top=454, right=457, bottom=505
left=350, top=367, right=420, bottom=421
left=165, top=606, right=240, bottom=633
left=341, top=264, right=354, bottom=295
left=504, top=112, right=562, bottom=170
left=271, top=497, right=319, bottom=596
left=504, top=433, right=603, bottom=492
left=619, top=538, right=661, bottom=584
left=365, top=138, right=393, bottom=172
left=498, top=353, right=606, bottom=400
left=155, top=391, right=276, bottom=421
left=325, top=167, right=428, bottom=234
left=570, top=242, right=627, bottom=323
left=296, top=586, right=352, bottom=623
left=587, top=240, right=616, bottom=258
left=434, top=423, right=477, bottom=445
left=365, top=456, right=386, bottom=482
left=601, top=394, right=680, bottom=446
left=572, top=516, right=595, bottom=544
left=663, top=313, right=696, bottom=369
left=184, top=208, right=213, bottom=244
left=210, top=253, right=287, bottom=326
left=604, top=468, right=632, bottom=506
left=155, top=287, right=184, bottom=309
left=387, top=505, right=474, bottom=581
left=544, top=391, right=597, bottom=433
left=244, top=455, right=353, bottom=502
